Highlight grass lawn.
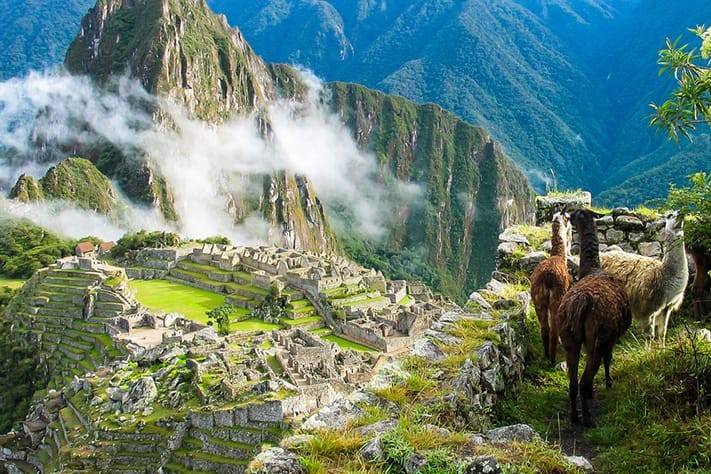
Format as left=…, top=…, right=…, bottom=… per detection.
left=323, top=334, right=376, bottom=352
left=129, top=279, right=224, bottom=324
left=230, top=318, right=281, bottom=332
left=281, top=316, right=321, bottom=327
left=0, top=276, right=25, bottom=289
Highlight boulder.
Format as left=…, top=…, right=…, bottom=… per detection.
left=404, top=452, right=428, bottom=473
left=615, top=215, right=644, bottom=231
left=520, top=251, right=547, bottom=272
left=251, top=447, right=305, bottom=474
left=468, top=292, right=493, bottom=310
left=462, top=456, right=502, bottom=474
left=497, top=242, right=519, bottom=258
left=302, top=398, right=363, bottom=431
left=361, top=437, right=384, bottom=461
left=605, top=229, right=625, bottom=244
left=124, top=376, right=157, bottom=412
left=280, top=434, right=314, bottom=450
left=192, top=327, right=221, bottom=345
left=485, top=280, right=507, bottom=297
left=485, top=424, right=538, bottom=443
left=412, top=338, right=445, bottom=362
left=639, top=241, right=662, bottom=258
left=356, top=419, right=397, bottom=437
left=565, top=455, right=594, bottom=472
left=499, top=229, right=530, bottom=245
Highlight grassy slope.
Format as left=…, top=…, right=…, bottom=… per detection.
left=129, top=279, right=225, bottom=324
left=497, top=309, right=711, bottom=473
left=0, top=277, right=25, bottom=289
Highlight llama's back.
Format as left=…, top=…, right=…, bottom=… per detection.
left=557, top=270, right=632, bottom=349
left=531, top=256, right=570, bottom=309
left=601, top=250, right=664, bottom=321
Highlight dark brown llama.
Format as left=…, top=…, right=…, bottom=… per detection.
left=556, top=209, right=632, bottom=427
left=530, top=212, right=571, bottom=363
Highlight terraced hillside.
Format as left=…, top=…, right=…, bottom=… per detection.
left=5, top=266, right=129, bottom=390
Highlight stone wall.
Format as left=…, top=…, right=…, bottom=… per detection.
left=574, top=210, right=666, bottom=258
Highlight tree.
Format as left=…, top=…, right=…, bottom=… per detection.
left=252, top=285, right=287, bottom=324
left=665, top=173, right=711, bottom=318
left=651, top=26, right=711, bottom=140
left=206, top=304, right=235, bottom=336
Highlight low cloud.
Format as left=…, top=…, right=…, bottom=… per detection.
left=0, top=69, right=420, bottom=243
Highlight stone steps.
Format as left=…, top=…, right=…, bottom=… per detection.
left=171, top=450, right=248, bottom=474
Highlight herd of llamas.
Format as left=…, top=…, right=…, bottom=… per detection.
left=530, top=208, right=689, bottom=426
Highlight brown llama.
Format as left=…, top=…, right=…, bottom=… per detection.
left=530, top=212, right=571, bottom=363
left=556, top=209, right=632, bottom=427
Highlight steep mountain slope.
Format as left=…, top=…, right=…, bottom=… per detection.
left=211, top=0, right=609, bottom=187
left=60, top=0, right=337, bottom=252
left=326, top=80, right=534, bottom=295
left=0, top=0, right=94, bottom=80
left=209, top=0, right=711, bottom=200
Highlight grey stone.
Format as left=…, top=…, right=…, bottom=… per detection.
left=695, top=328, right=711, bottom=343
left=190, top=412, right=214, bottom=430
left=192, top=327, right=221, bottom=345
left=476, top=342, right=500, bottom=370
left=496, top=242, right=518, bottom=257
left=462, top=456, right=502, bottom=474
left=107, top=387, right=127, bottom=403
left=628, top=232, right=644, bottom=243
left=412, top=338, right=445, bottom=362
left=603, top=245, right=623, bottom=253
left=468, top=292, right=493, bottom=310
left=357, top=419, right=397, bottom=436
left=485, top=424, right=538, bottom=443
left=596, top=215, right=614, bottom=226
left=214, top=410, right=234, bottom=427
left=251, top=447, right=305, bottom=474
left=159, top=346, right=186, bottom=363
left=498, top=230, right=530, bottom=245
left=481, top=368, right=504, bottom=392
left=280, top=434, right=314, bottom=450
left=520, top=251, right=547, bottom=272
left=249, top=401, right=283, bottom=423
left=124, top=376, right=157, bottom=412
left=468, top=434, right=486, bottom=445
left=565, top=455, right=594, bottom=472
left=485, top=279, right=507, bottom=297
left=302, top=398, right=363, bottom=431
left=616, top=215, right=645, bottom=231
left=541, top=240, right=553, bottom=252
left=5, top=463, right=23, bottom=474
left=361, top=437, right=384, bottom=461
left=404, top=452, right=428, bottom=473
left=639, top=241, right=662, bottom=257
left=606, top=228, right=625, bottom=244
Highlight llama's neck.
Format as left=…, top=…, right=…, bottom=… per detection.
left=661, top=234, right=688, bottom=283
left=551, top=223, right=568, bottom=258
left=578, top=223, right=600, bottom=279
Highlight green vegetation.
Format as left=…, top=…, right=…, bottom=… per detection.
left=8, top=157, right=119, bottom=214
left=652, top=26, right=711, bottom=141
left=206, top=303, right=235, bottom=335
left=128, top=279, right=224, bottom=324
left=0, top=218, right=74, bottom=278
left=498, top=307, right=711, bottom=473
left=230, top=319, right=281, bottom=332
left=0, top=277, right=25, bottom=289
left=112, top=230, right=181, bottom=258
left=322, top=334, right=375, bottom=352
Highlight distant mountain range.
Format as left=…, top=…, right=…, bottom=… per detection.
left=207, top=0, right=711, bottom=205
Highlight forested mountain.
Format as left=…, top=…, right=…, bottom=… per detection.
left=208, top=0, right=711, bottom=203
left=0, top=0, right=94, bottom=80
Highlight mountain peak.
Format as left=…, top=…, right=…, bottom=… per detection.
left=65, top=0, right=274, bottom=121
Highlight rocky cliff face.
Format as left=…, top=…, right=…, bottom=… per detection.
left=327, top=81, right=534, bottom=299
left=61, top=0, right=336, bottom=251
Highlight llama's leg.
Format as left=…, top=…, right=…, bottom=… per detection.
left=603, top=349, right=613, bottom=389
left=565, top=344, right=581, bottom=424
left=548, top=314, right=559, bottom=364
left=661, top=307, right=673, bottom=346
left=536, top=300, right=550, bottom=361
left=581, top=350, right=604, bottom=427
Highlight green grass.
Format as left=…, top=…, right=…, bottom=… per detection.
left=0, top=276, right=25, bottom=289
left=128, top=279, right=225, bottom=324
left=323, top=334, right=376, bottom=352
left=281, top=316, right=321, bottom=327
left=497, top=308, right=711, bottom=473
left=229, top=318, right=281, bottom=332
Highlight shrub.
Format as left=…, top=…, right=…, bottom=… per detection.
left=111, top=230, right=180, bottom=258
left=206, top=303, right=235, bottom=335
left=0, top=219, right=74, bottom=278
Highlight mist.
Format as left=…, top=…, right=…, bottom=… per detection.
left=0, top=69, right=420, bottom=244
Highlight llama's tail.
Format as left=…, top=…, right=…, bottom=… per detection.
left=565, top=293, right=592, bottom=341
